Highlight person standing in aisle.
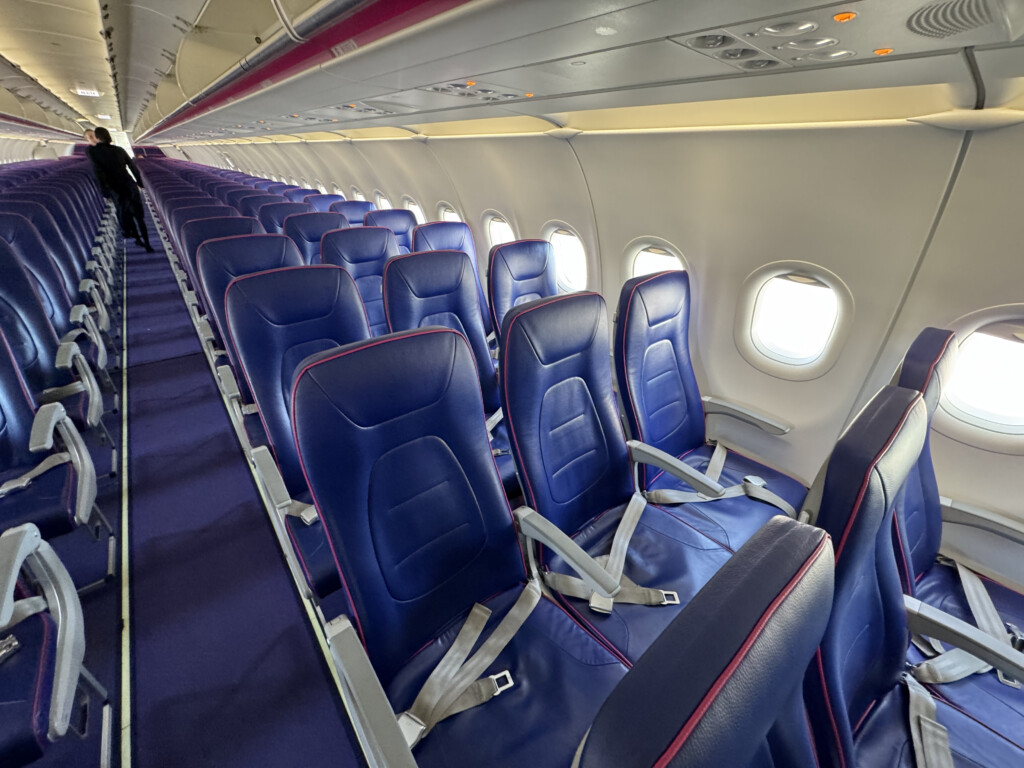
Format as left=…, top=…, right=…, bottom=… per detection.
left=86, top=126, right=154, bottom=252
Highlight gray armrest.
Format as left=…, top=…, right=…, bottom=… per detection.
left=0, top=524, right=43, bottom=628
left=55, top=341, right=81, bottom=371
left=905, top=595, right=1024, bottom=683
left=627, top=440, right=725, bottom=498
left=69, top=304, right=89, bottom=324
left=29, top=403, right=67, bottom=452
left=251, top=446, right=317, bottom=523
left=59, top=346, right=103, bottom=428
left=217, top=365, right=241, bottom=401
left=325, top=615, right=418, bottom=768
left=701, top=395, right=791, bottom=436
left=513, top=507, right=619, bottom=598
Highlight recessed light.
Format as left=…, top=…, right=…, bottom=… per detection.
left=783, top=37, right=839, bottom=51
left=595, top=26, right=617, bottom=36
left=570, top=60, right=586, bottom=66
left=97, top=113, right=111, bottom=119
left=805, top=49, right=856, bottom=61
left=760, top=21, right=818, bottom=37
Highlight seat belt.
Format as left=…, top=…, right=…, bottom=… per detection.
left=903, top=673, right=955, bottom=768
left=643, top=442, right=797, bottom=518
left=797, top=454, right=830, bottom=525
left=396, top=579, right=541, bottom=749
left=0, top=453, right=71, bottom=498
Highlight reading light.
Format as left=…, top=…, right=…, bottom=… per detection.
left=874, top=48, right=894, bottom=55
left=833, top=12, right=857, bottom=22
left=760, top=21, right=818, bottom=36
left=595, top=26, right=617, bottom=36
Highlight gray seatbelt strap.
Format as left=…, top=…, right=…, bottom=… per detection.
left=589, top=493, right=654, bottom=613
left=0, top=453, right=71, bottom=498
left=485, top=408, right=503, bottom=435
left=543, top=556, right=678, bottom=608
left=645, top=477, right=796, bottom=518
left=913, top=646, right=990, bottom=684
left=954, top=560, right=1021, bottom=688
left=0, top=595, right=47, bottom=633
left=903, top=673, right=955, bottom=768
left=396, top=579, right=541, bottom=749
left=705, top=442, right=727, bottom=483
left=798, top=454, right=830, bottom=525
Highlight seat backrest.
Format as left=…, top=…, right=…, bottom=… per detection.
left=580, top=517, right=833, bottom=768
left=196, top=234, right=304, bottom=351
left=487, top=239, right=557, bottom=341
left=0, top=194, right=82, bottom=261
left=225, top=265, right=369, bottom=493
left=363, top=209, right=417, bottom=252
left=0, top=239, right=63, bottom=391
left=894, top=327, right=958, bottom=588
left=170, top=205, right=238, bottom=249
left=0, top=214, right=71, bottom=333
left=180, top=216, right=264, bottom=290
left=0, top=329, right=43, bottom=469
left=291, top=328, right=526, bottom=683
left=804, top=385, right=927, bottom=767
left=383, top=250, right=499, bottom=411
left=413, top=221, right=491, bottom=334
left=239, top=194, right=287, bottom=219
left=501, top=293, right=634, bottom=535
left=282, top=212, right=347, bottom=264
left=214, top=184, right=251, bottom=204
left=225, top=189, right=263, bottom=210
left=163, top=196, right=219, bottom=218
left=266, top=183, right=299, bottom=196
left=258, top=202, right=313, bottom=234
left=329, top=199, right=375, bottom=227
left=614, top=270, right=706, bottom=486
left=283, top=187, right=320, bottom=203
left=0, top=201, right=80, bottom=298
left=320, top=227, right=399, bottom=337
left=305, top=193, right=345, bottom=212
left=252, top=180, right=276, bottom=191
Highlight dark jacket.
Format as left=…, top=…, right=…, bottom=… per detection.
left=87, top=142, right=142, bottom=196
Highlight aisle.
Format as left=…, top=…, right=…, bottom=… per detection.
left=125, top=207, right=361, bottom=766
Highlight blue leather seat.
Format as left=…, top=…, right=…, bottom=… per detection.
left=383, top=249, right=518, bottom=497
left=168, top=205, right=238, bottom=255
left=0, top=193, right=88, bottom=264
left=487, top=240, right=557, bottom=342
left=364, top=209, right=416, bottom=252
left=0, top=202, right=83, bottom=305
left=258, top=202, right=313, bottom=234
left=266, top=183, right=299, bottom=197
left=196, top=234, right=304, bottom=356
left=179, top=216, right=264, bottom=295
left=413, top=220, right=492, bottom=335
left=320, top=227, right=399, bottom=336
left=225, top=265, right=370, bottom=599
left=614, top=270, right=807, bottom=550
left=328, top=199, right=375, bottom=227
left=283, top=187, right=320, bottom=203
left=304, top=193, right=345, bottom=212
left=804, top=385, right=1024, bottom=767
left=251, top=180, right=276, bottom=191
left=238, top=194, right=287, bottom=219
left=225, top=189, right=264, bottom=210
left=213, top=184, right=251, bottom=204
left=282, top=212, right=347, bottom=264
left=500, top=292, right=733, bottom=660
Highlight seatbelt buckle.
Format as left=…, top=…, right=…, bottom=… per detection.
left=589, top=593, right=615, bottom=614
left=396, top=711, right=427, bottom=748
left=1008, top=623, right=1024, bottom=653
left=744, top=475, right=766, bottom=488
left=0, top=634, right=20, bottom=665
left=660, top=590, right=680, bottom=606
left=488, top=670, right=514, bottom=696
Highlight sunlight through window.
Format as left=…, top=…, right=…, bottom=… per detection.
left=752, top=276, right=838, bottom=364
left=487, top=216, right=515, bottom=248
left=441, top=205, right=461, bottom=222
left=549, top=228, right=588, bottom=292
left=633, top=247, right=683, bottom=277
left=405, top=199, right=425, bottom=224
left=352, top=187, right=365, bottom=201
left=376, top=192, right=391, bottom=209
left=946, top=331, right=1024, bottom=429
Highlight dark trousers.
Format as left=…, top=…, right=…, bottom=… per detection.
left=114, top=185, right=150, bottom=246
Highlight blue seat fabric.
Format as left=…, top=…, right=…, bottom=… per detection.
left=180, top=217, right=264, bottom=295
left=320, top=227, right=399, bottom=336
left=284, top=187, right=320, bottom=203
left=305, top=194, right=345, bottom=212
left=615, top=270, right=806, bottom=550
left=291, top=328, right=628, bottom=766
left=487, top=240, right=557, bottom=341
left=0, top=202, right=81, bottom=303
left=258, top=202, right=313, bottom=234
left=413, top=221, right=491, bottom=334
left=500, top=293, right=732, bottom=660
left=328, top=200, right=375, bottom=227
left=239, top=194, right=287, bottom=219
left=364, top=209, right=416, bottom=253
left=282, top=212, right=347, bottom=265
left=0, top=610, right=57, bottom=766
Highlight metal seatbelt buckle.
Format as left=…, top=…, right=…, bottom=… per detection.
left=0, top=634, right=20, bottom=665
left=660, top=591, right=680, bottom=606
left=744, top=475, right=766, bottom=487
left=1008, top=623, right=1024, bottom=653
left=589, top=593, right=615, bottom=614
left=396, top=712, right=426, bottom=748
left=489, top=670, right=514, bottom=696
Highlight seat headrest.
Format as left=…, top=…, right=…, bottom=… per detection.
left=364, top=209, right=417, bottom=233
left=227, top=264, right=368, bottom=330
left=320, top=226, right=399, bottom=268
left=197, top=234, right=302, bottom=277
left=328, top=200, right=376, bottom=223
left=239, top=194, right=287, bottom=218
left=489, top=239, right=554, bottom=281
left=501, top=292, right=606, bottom=366
left=897, top=327, right=957, bottom=417
left=284, top=187, right=320, bottom=203
left=180, top=217, right=264, bottom=265
left=621, top=270, right=690, bottom=328
left=283, top=212, right=347, bottom=245
left=412, top=221, right=475, bottom=260
left=304, top=193, right=346, bottom=212
left=258, top=202, right=314, bottom=233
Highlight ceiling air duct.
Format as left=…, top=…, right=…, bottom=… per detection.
left=907, top=0, right=1024, bottom=40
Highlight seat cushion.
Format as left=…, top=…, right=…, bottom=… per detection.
left=913, top=562, right=1024, bottom=631
left=0, top=610, right=56, bottom=767
left=0, top=462, right=76, bottom=539
left=544, top=500, right=732, bottom=661
left=385, top=586, right=627, bottom=767
left=644, top=443, right=808, bottom=550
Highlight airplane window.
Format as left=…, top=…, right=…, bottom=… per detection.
left=440, top=204, right=461, bottom=223
left=404, top=198, right=425, bottom=224
left=352, top=187, right=366, bottom=201
left=315, top=180, right=327, bottom=194
left=548, top=227, right=588, bottom=292
left=376, top=191, right=391, bottom=209
left=487, top=215, right=516, bottom=248
left=633, top=246, right=684, bottom=277
left=944, top=327, right=1024, bottom=433
left=751, top=275, right=838, bottom=364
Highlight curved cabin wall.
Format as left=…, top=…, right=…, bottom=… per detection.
left=0, top=137, right=45, bottom=163
left=175, top=120, right=1024, bottom=516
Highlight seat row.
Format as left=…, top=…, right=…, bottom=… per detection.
left=142, top=158, right=1024, bottom=767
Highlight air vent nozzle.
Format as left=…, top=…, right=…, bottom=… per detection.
left=907, top=0, right=994, bottom=38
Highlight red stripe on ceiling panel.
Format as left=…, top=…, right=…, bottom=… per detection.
left=147, top=0, right=474, bottom=139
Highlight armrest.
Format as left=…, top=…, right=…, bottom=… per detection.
left=54, top=418, right=97, bottom=526
left=701, top=395, right=791, bottom=436
left=217, top=365, right=241, bottom=401
left=29, top=403, right=67, bottom=452
left=0, top=524, right=43, bottom=628
left=252, top=446, right=317, bottom=524
left=325, top=615, right=418, bottom=768
left=905, top=595, right=1024, bottom=683
left=55, top=341, right=81, bottom=371
left=627, top=440, right=725, bottom=499
left=69, top=304, right=89, bottom=324
left=513, top=507, right=619, bottom=599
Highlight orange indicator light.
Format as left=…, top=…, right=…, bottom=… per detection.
left=874, top=48, right=894, bottom=56
left=833, top=12, right=856, bottom=22
left=525, top=93, right=534, bottom=98
left=466, top=80, right=476, bottom=86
